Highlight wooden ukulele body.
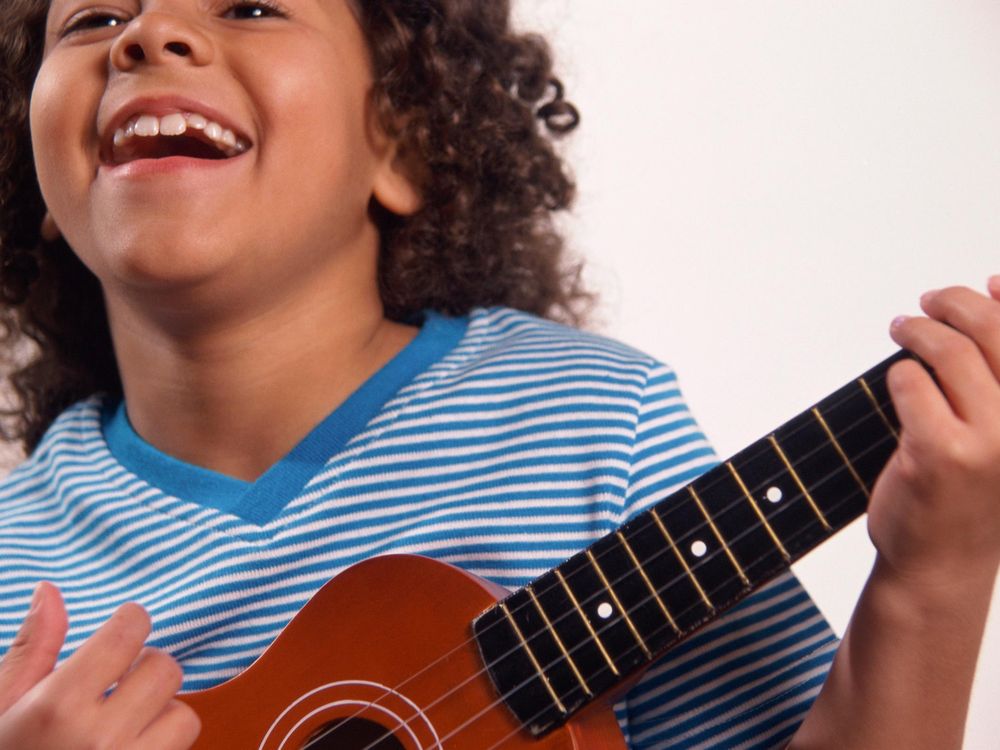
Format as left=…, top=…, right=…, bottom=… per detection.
left=179, top=554, right=626, bottom=749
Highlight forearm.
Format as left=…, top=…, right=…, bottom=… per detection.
left=789, top=556, right=998, bottom=750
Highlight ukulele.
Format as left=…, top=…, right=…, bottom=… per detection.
left=178, top=351, right=911, bottom=749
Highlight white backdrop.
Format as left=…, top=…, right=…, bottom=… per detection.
left=513, top=1, right=1000, bottom=748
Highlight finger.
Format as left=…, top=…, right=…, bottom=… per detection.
left=51, top=602, right=151, bottom=700
left=890, top=315, right=1000, bottom=423
left=0, top=582, right=69, bottom=714
left=104, top=648, right=184, bottom=740
left=988, top=275, right=1000, bottom=302
left=919, top=286, right=1000, bottom=380
left=132, top=699, right=201, bottom=750
left=886, top=358, right=957, bottom=448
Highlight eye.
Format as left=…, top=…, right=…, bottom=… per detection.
left=61, top=10, right=128, bottom=37
left=221, top=0, right=288, bottom=20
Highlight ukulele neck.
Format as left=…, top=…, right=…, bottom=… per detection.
left=473, top=351, right=909, bottom=737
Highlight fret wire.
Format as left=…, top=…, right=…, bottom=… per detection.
left=609, top=445, right=889, bottom=665
left=811, top=407, right=870, bottom=498
left=523, top=374, right=897, bottom=656
left=414, top=368, right=908, bottom=739
left=611, top=423, right=898, bottom=660
left=687, top=486, right=750, bottom=586
left=585, top=550, right=652, bottom=659
left=650, top=507, right=715, bottom=611
left=554, top=569, right=620, bottom=676
left=485, top=459, right=891, bottom=750
left=768, top=435, right=832, bottom=531
left=645, top=361, right=897, bottom=545
left=470, top=413, right=904, bottom=743
left=526, top=586, right=592, bottom=697
left=471, top=366, right=904, bottom=725
left=858, top=376, right=899, bottom=440
left=498, top=601, right=567, bottom=714
left=616, top=531, right=682, bottom=635
left=726, top=461, right=791, bottom=562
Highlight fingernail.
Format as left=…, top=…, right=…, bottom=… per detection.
left=891, top=315, right=909, bottom=331
left=28, top=583, right=45, bottom=616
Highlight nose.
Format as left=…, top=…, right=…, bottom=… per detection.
left=110, top=11, right=214, bottom=70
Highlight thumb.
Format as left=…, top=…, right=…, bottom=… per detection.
left=0, top=582, right=69, bottom=715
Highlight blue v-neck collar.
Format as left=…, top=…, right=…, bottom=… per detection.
left=102, top=312, right=467, bottom=526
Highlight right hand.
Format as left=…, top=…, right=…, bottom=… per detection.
left=0, top=582, right=201, bottom=749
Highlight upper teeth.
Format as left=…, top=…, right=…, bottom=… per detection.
left=113, top=112, right=248, bottom=156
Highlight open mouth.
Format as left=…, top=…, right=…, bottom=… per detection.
left=106, top=112, right=252, bottom=166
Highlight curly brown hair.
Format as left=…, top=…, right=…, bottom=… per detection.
left=0, top=0, right=589, bottom=454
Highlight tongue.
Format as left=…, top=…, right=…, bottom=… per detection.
left=121, top=134, right=228, bottom=163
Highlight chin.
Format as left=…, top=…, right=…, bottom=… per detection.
left=98, top=234, right=236, bottom=294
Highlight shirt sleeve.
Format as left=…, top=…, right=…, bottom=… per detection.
left=613, top=362, right=838, bottom=749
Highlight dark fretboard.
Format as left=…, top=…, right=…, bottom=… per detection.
left=473, top=351, right=909, bottom=737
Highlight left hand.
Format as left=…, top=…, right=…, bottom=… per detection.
left=868, top=277, right=1000, bottom=595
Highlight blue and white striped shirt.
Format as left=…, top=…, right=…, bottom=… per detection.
left=0, top=307, right=836, bottom=748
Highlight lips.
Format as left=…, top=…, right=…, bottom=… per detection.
left=110, top=112, right=250, bottom=164
left=99, top=96, right=254, bottom=167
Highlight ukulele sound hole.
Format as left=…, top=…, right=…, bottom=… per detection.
left=303, top=717, right=406, bottom=750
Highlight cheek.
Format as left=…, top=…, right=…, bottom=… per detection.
left=29, top=55, right=99, bottom=226
left=253, top=43, right=378, bottom=180
left=248, top=53, right=380, bottom=244
left=29, top=59, right=70, bottom=206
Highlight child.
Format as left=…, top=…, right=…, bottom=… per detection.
left=0, top=1, right=997, bottom=748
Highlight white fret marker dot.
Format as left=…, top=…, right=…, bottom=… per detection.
left=690, top=540, right=708, bottom=558
left=766, top=486, right=783, bottom=503
left=597, top=602, right=614, bottom=620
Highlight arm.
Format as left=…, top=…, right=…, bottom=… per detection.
left=790, top=280, right=1000, bottom=749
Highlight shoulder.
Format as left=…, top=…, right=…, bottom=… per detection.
left=409, top=306, right=688, bottom=414
left=377, top=309, right=703, bottom=471
left=449, top=307, right=676, bottom=385
left=0, top=397, right=108, bottom=497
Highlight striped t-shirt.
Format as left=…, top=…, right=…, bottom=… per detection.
left=0, top=307, right=836, bottom=749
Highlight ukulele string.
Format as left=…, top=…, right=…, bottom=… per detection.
left=442, top=460, right=885, bottom=750
left=343, top=376, right=903, bottom=749
left=337, top=368, right=901, bottom=750
left=345, top=360, right=899, bottom=728
left=300, top=370, right=894, bottom=749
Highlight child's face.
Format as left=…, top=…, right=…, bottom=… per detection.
left=30, top=0, right=413, bottom=308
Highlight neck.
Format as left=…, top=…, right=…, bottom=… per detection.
left=104, top=260, right=416, bottom=482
